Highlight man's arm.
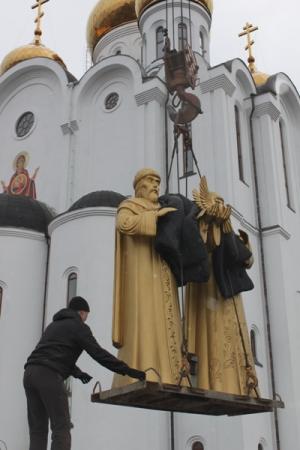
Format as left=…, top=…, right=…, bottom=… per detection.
left=77, top=324, right=145, bottom=380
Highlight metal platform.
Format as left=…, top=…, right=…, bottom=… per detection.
left=91, top=381, right=284, bottom=416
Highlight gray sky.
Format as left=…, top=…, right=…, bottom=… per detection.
left=0, top=0, right=299, bottom=91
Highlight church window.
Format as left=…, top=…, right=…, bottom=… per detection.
left=199, top=31, right=204, bottom=55
left=178, top=22, right=188, bottom=50
left=0, top=287, right=3, bottom=317
left=258, top=444, right=264, bottom=450
left=16, top=112, right=35, bottom=138
left=250, top=329, right=263, bottom=367
left=67, top=273, right=77, bottom=306
left=156, top=27, right=165, bottom=59
left=192, top=442, right=204, bottom=450
left=182, top=125, right=194, bottom=176
left=234, top=105, right=245, bottom=182
left=279, top=120, right=294, bottom=210
left=105, top=92, right=120, bottom=111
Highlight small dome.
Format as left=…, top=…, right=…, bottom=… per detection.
left=87, top=0, right=137, bottom=50
left=0, top=43, right=66, bottom=76
left=252, top=70, right=270, bottom=87
left=69, top=191, right=126, bottom=212
left=0, top=194, right=54, bottom=234
left=135, top=0, right=213, bottom=18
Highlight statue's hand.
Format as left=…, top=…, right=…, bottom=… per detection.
left=157, top=207, right=177, bottom=217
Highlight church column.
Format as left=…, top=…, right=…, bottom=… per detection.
left=135, top=81, right=168, bottom=185
left=251, top=95, right=300, bottom=449
left=199, top=72, right=236, bottom=200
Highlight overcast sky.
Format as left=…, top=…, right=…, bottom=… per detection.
left=0, top=0, right=298, bottom=91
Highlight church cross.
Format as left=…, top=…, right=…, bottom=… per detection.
left=31, top=0, right=50, bottom=45
left=238, top=22, right=259, bottom=73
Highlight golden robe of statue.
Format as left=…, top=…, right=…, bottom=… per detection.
left=112, top=168, right=183, bottom=387
left=186, top=177, right=259, bottom=397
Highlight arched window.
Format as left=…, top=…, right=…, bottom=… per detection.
left=0, top=287, right=3, bottom=317
left=250, top=329, right=263, bottom=367
left=199, top=31, right=204, bottom=55
left=182, top=124, right=194, bottom=176
left=234, top=105, right=245, bottom=182
left=67, top=273, right=77, bottom=306
left=258, top=443, right=263, bottom=450
left=192, top=442, right=204, bottom=450
left=279, top=120, right=294, bottom=210
left=156, top=27, right=164, bottom=59
left=178, top=22, right=188, bottom=50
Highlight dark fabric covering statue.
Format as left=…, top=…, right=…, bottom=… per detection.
left=155, top=194, right=209, bottom=286
left=212, top=230, right=254, bottom=298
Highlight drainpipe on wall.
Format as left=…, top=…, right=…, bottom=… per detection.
left=249, top=93, right=281, bottom=450
left=41, top=234, right=51, bottom=334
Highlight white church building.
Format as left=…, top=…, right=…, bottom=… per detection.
left=0, top=1, right=300, bottom=449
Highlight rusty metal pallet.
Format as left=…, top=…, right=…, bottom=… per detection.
left=91, top=381, right=284, bottom=416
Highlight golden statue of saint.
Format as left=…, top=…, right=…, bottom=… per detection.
left=112, top=168, right=184, bottom=387
left=186, top=177, right=259, bottom=397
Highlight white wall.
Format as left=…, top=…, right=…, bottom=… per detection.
left=0, top=228, right=48, bottom=450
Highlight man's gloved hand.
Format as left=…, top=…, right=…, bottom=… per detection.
left=126, top=368, right=146, bottom=381
left=78, top=372, right=93, bottom=384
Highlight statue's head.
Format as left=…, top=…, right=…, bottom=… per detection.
left=133, top=168, right=161, bottom=203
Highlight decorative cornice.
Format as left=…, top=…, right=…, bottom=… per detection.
left=139, top=2, right=211, bottom=29
left=231, top=208, right=259, bottom=235
left=48, top=207, right=117, bottom=235
left=262, top=225, right=291, bottom=240
left=231, top=209, right=291, bottom=240
left=253, top=101, right=281, bottom=122
left=135, top=86, right=167, bottom=106
left=0, top=227, right=46, bottom=242
left=93, top=22, right=140, bottom=56
left=200, top=74, right=236, bottom=97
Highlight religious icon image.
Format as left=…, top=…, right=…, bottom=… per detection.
left=1, top=151, right=39, bottom=199
left=186, top=176, right=259, bottom=397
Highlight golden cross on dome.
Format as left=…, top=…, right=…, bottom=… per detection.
left=238, top=22, right=259, bottom=73
left=31, top=0, right=50, bottom=45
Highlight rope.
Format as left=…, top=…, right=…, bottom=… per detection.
left=228, top=272, right=260, bottom=398
left=188, top=0, right=193, bottom=47
left=165, top=0, right=168, bottom=33
left=172, top=0, right=175, bottom=48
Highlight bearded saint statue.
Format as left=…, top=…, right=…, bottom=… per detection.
left=186, top=176, right=259, bottom=397
left=112, top=168, right=184, bottom=388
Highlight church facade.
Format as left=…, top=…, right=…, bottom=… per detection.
left=0, top=1, right=300, bottom=449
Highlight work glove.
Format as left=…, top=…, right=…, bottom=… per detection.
left=78, top=372, right=93, bottom=384
left=126, top=368, right=146, bottom=381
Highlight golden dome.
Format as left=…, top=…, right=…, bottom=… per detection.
left=87, top=0, right=137, bottom=50
left=135, top=0, right=213, bottom=18
left=0, top=43, right=66, bottom=76
left=252, top=70, right=270, bottom=87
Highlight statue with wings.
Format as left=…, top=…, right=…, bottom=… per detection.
left=186, top=176, right=259, bottom=398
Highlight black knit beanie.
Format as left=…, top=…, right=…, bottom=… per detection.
left=69, top=296, right=90, bottom=312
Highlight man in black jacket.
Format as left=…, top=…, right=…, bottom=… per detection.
left=23, top=296, right=145, bottom=450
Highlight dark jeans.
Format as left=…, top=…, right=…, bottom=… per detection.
left=23, top=365, right=71, bottom=450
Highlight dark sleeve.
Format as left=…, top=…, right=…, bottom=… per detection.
left=77, top=324, right=130, bottom=375
left=72, top=365, right=83, bottom=379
